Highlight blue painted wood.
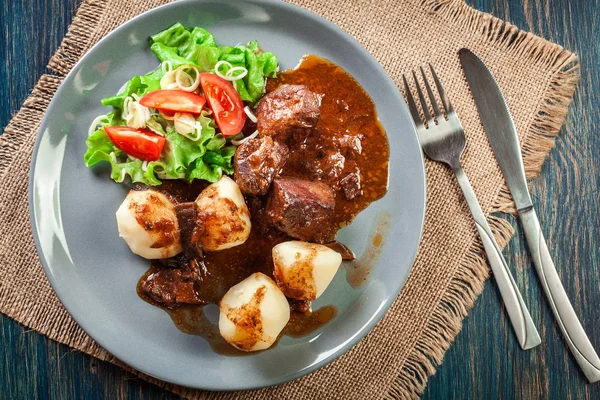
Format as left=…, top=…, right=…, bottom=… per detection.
left=1, top=0, right=598, bottom=399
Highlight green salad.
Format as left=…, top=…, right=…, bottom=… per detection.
left=84, top=23, right=278, bottom=186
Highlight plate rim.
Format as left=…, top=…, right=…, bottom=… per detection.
left=28, top=0, right=427, bottom=390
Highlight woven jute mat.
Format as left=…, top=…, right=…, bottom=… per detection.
left=0, top=0, right=579, bottom=398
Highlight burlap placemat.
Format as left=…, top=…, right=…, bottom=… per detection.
left=0, top=0, right=579, bottom=398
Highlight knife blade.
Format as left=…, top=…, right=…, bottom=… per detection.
left=459, top=48, right=600, bottom=383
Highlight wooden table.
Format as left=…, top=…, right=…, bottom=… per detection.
left=1, top=0, right=598, bottom=398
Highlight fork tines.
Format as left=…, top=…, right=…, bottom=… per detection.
left=403, top=64, right=454, bottom=129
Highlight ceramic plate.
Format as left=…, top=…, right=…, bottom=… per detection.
left=29, top=0, right=426, bottom=390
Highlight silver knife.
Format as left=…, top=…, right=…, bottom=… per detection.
left=459, top=48, right=600, bottom=383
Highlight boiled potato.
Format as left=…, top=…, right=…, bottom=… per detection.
left=195, top=176, right=251, bottom=252
left=219, top=272, right=290, bottom=351
left=272, top=241, right=342, bottom=300
left=116, top=189, right=182, bottom=259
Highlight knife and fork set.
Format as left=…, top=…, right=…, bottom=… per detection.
left=402, top=48, right=600, bottom=383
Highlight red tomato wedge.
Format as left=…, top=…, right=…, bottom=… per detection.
left=104, top=126, right=166, bottom=161
left=200, top=73, right=246, bottom=136
left=139, top=90, right=206, bottom=114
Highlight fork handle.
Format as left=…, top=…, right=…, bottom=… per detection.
left=453, top=166, right=541, bottom=350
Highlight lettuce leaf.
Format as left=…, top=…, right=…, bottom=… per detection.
left=101, top=76, right=144, bottom=109
left=150, top=24, right=220, bottom=70
left=84, top=115, right=236, bottom=186
left=190, top=27, right=216, bottom=47
left=149, top=23, right=278, bottom=103
left=139, top=69, right=163, bottom=93
left=100, top=68, right=164, bottom=114
left=149, top=42, right=190, bottom=68
left=150, top=22, right=215, bottom=52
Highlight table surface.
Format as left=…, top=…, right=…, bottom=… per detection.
left=1, top=0, right=599, bottom=398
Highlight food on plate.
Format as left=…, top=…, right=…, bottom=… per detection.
left=116, top=189, right=182, bottom=259
left=139, top=89, right=206, bottom=114
left=256, top=84, right=320, bottom=143
left=219, top=272, right=290, bottom=351
left=104, top=126, right=166, bottom=161
left=265, top=177, right=335, bottom=244
left=141, top=257, right=204, bottom=308
left=174, top=201, right=203, bottom=256
left=86, top=24, right=390, bottom=352
left=272, top=241, right=342, bottom=301
left=200, top=73, right=247, bottom=136
left=84, top=23, right=278, bottom=186
left=194, top=176, right=251, bottom=251
left=233, top=136, right=289, bottom=195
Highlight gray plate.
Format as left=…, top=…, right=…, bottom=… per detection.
left=29, top=0, right=426, bottom=391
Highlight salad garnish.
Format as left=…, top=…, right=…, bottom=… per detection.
left=84, top=23, right=278, bottom=186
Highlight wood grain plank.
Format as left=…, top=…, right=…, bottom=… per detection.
left=1, top=0, right=599, bottom=399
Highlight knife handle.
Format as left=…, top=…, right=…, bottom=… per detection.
left=453, top=167, right=541, bottom=350
left=520, top=208, right=600, bottom=382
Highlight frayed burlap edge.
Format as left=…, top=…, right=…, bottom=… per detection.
left=0, top=75, right=62, bottom=180
left=47, top=0, right=110, bottom=76
left=1, top=0, right=580, bottom=399
left=387, top=1, right=579, bottom=399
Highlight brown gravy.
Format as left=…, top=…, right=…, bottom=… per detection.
left=270, top=55, right=390, bottom=228
left=344, top=210, right=392, bottom=288
left=137, top=55, right=390, bottom=351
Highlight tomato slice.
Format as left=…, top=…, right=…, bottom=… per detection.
left=104, top=126, right=166, bottom=161
left=200, top=73, right=246, bottom=136
left=139, top=90, right=206, bottom=114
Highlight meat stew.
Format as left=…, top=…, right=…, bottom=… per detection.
left=136, top=55, right=390, bottom=348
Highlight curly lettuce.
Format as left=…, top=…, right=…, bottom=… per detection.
left=85, top=23, right=277, bottom=186
left=99, top=23, right=278, bottom=115
left=84, top=111, right=236, bottom=186
left=149, top=22, right=278, bottom=103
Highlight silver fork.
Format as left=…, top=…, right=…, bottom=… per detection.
left=403, top=65, right=541, bottom=350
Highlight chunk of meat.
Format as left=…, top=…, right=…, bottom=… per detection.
left=265, top=177, right=335, bottom=243
left=141, top=253, right=211, bottom=308
left=234, top=136, right=289, bottom=195
left=256, top=84, right=320, bottom=143
left=318, top=151, right=345, bottom=183
left=141, top=256, right=208, bottom=309
left=340, top=172, right=362, bottom=200
left=175, top=202, right=203, bottom=256
left=337, top=134, right=363, bottom=156
left=287, top=128, right=364, bottom=191
left=142, top=269, right=200, bottom=308
left=290, top=299, right=311, bottom=313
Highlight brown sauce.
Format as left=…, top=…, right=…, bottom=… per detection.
left=269, top=55, right=390, bottom=229
left=344, top=211, right=392, bottom=288
left=166, top=305, right=240, bottom=355
left=136, top=55, right=390, bottom=352
left=283, top=305, right=338, bottom=338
